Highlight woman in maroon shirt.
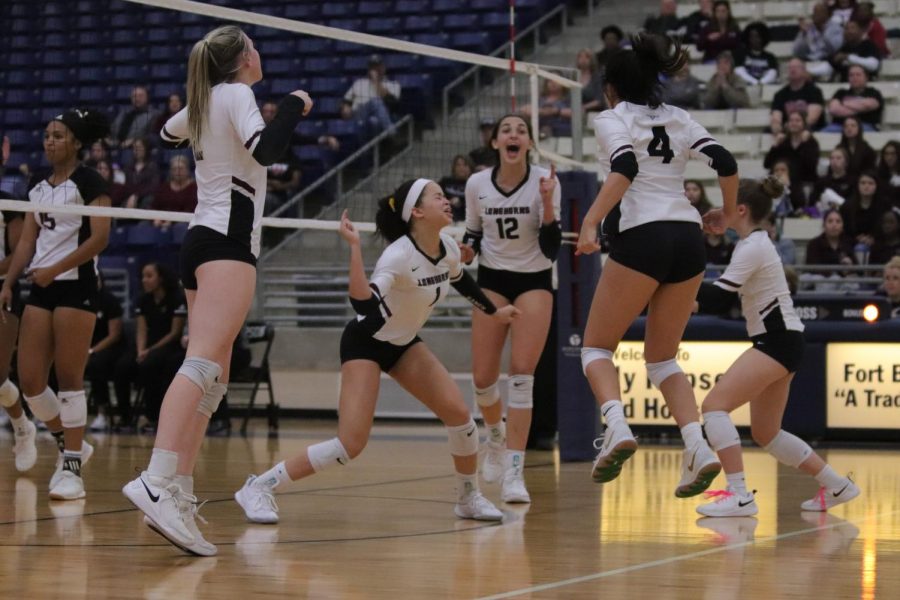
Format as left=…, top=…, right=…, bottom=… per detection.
left=697, top=0, right=743, bottom=63
left=151, top=155, right=197, bottom=214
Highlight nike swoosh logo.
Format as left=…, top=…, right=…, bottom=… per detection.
left=336, top=457, right=346, bottom=465
left=513, top=382, right=525, bottom=388
left=738, top=499, right=754, bottom=507
left=833, top=483, right=850, bottom=497
left=140, top=478, right=160, bottom=503
left=467, top=427, right=476, bottom=437
left=412, top=266, right=420, bottom=271
left=687, top=449, right=697, bottom=471
left=478, top=195, right=488, bottom=200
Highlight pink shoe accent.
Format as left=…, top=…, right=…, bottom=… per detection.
left=814, top=486, right=827, bottom=510
left=702, top=489, right=734, bottom=500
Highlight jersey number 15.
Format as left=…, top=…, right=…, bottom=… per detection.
left=38, top=213, right=56, bottom=230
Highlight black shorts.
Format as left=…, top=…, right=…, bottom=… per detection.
left=477, top=265, right=552, bottom=302
left=751, top=330, right=805, bottom=373
left=26, top=278, right=98, bottom=314
left=339, top=318, right=422, bottom=373
left=179, top=225, right=257, bottom=290
left=608, top=221, right=706, bottom=284
left=1, top=281, right=24, bottom=318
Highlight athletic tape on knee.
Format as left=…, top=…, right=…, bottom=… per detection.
left=646, top=359, right=683, bottom=388
left=25, top=387, right=60, bottom=423
left=177, top=356, right=222, bottom=395
left=447, top=417, right=479, bottom=456
left=507, top=374, right=534, bottom=410
left=197, top=382, right=227, bottom=418
left=0, top=378, right=19, bottom=408
left=703, top=411, right=741, bottom=452
left=764, top=430, right=813, bottom=468
left=581, top=347, right=613, bottom=375
left=473, top=381, right=500, bottom=408
left=58, top=390, right=87, bottom=428
left=307, top=437, right=351, bottom=472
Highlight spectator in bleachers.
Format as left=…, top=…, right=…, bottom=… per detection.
left=853, top=2, right=890, bottom=58
left=438, top=154, right=473, bottom=223
left=829, top=17, right=881, bottom=82
left=764, top=111, right=821, bottom=191
left=527, top=79, right=572, bottom=138
left=259, top=100, right=302, bottom=216
left=469, top=117, right=498, bottom=171
left=812, top=147, right=855, bottom=209
left=764, top=213, right=798, bottom=264
left=576, top=49, right=606, bottom=113
left=795, top=2, right=845, bottom=79
left=122, top=138, right=160, bottom=209
left=828, top=0, right=858, bottom=28
left=703, top=51, right=750, bottom=109
left=113, top=262, right=186, bottom=429
left=85, top=277, right=124, bottom=432
left=805, top=208, right=857, bottom=267
left=704, top=229, right=734, bottom=266
left=110, top=85, right=159, bottom=150
left=663, top=63, right=705, bottom=109
left=838, top=115, right=879, bottom=177
left=770, top=59, right=826, bottom=134
left=696, top=0, right=743, bottom=63
left=840, top=170, right=890, bottom=243
left=876, top=140, right=900, bottom=204
left=769, top=159, right=807, bottom=215
left=685, top=179, right=713, bottom=215
left=735, top=22, right=779, bottom=86
left=344, top=54, right=401, bottom=137
left=154, top=93, right=184, bottom=137
left=682, top=0, right=714, bottom=44
left=595, top=26, right=625, bottom=73
left=879, top=255, right=900, bottom=316
left=88, top=140, right=125, bottom=183
left=643, top=0, right=682, bottom=37
left=149, top=155, right=197, bottom=217
left=93, top=159, right=130, bottom=207
left=868, top=207, right=900, bottom=263
left=825, top=65, right=884, bottom=131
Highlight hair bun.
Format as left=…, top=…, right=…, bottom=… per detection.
left=631, top=32, right=688, bottom=77
left=761, top=176, right=785, bottom=200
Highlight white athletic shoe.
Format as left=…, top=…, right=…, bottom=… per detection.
left=696, top=488, right=758, bottom=517
left=89, top=414, right=108, bottom=432
left=235, top=475, right=280, bottom=524
left=801, top=477, right=861, bottom=512
left=675, top=441, right=722, bottom=498
left=49, top=470, right=86, bottom=500
left=591, top=422, right=638, bottom=483
left=500, top=466, right=531, bottom=504
left=480, top=440, right=505, bottom=484
left=145, top=488, right=217, bottom=556
left=696, top=516, right=759, bottom=544
left=123, top=473, right=196, bottom=552
left=49, top=440, right=94, bottom=491
left=454, top=492, right=503, bottom=521
left=13, top=420, right=37, bottom=472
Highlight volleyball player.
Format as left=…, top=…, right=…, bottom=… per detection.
left=122, top=25, right=312, bottom=556
left=462, top=114, right=561, bottom=504
left=0, top=137, right=37, bottom=472
left=575, top=33, right=739, bottom=497
left=235, top=180, right=518, bottom=524
left=0, top=108, right=111, bottom=499
left=695, top=177, right=860, bottom=517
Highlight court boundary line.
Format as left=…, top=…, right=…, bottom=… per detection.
left=476, top=508, right=899, bottom=599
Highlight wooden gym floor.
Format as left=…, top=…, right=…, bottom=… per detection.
left=1, top=420, right=898, bottom=599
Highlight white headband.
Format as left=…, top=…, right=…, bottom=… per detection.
left=402, top=178, right=432, bottom=222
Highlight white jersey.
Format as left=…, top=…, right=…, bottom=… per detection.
left=161, top=83, right=267, bottom=257
left=464, top=165, right=561, bottom=272
left=714, top=230, right=804, bottom=337
left=28, top=166, right=107, bottom=281
left=363, top=233, right=463, bottom=345
left=593, top=102, right=719, bottom=232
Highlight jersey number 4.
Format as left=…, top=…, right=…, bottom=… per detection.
left=38, top=213, right=56, bottom=230
left=495, top=217, right=519, bottom=240
left=648, top=126, right=674, bottom=164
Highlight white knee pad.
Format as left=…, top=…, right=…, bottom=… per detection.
left=197, top=382, right=227, bottom=418
left=25, top=387, right=60, bottom=423
left=473, top=381, right=500, bottom=408
left=177, top=356, right=222, bottom=395
left=581, top=347, right=613, bottom=375
left=764, top=430, right=813, bottom=468
left=646, top=358, right=683, bottom=388
left=0, top=378, right=19, bottom=408
left=703, top=411, right=741, bottom=452
left=58, top=390, right=87, bottom=428
left=447, top=417, right=479, bottom=456
left=507, top=374, right=534, bottom=410
left=307, top=437, right=351, bottom=472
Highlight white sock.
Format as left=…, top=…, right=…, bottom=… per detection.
left=456, top=473, right=478, bottom=501
left=486, top=420, right=505, bottom=445
left=726, top=471, right=748, bottom=495
left=174, top=474, right=194, bottom=495
left=814, top=465, right=847, bottom=489
left=504, top=450, right=525, bottom=475
left=147, top=448, right=179, bottom=483
left=600, top=400, right=625, bottom=428
left=256, top=461, right=292, bottom=490
left=681, top=422, right=704, bottom=449
left=11, top=413, right=28, bottom=435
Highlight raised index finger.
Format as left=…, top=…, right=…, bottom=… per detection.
left=549, top=162, right=556, bottom=180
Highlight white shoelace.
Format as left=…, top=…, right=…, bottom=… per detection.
left=253, top=486, right=279, bottom=514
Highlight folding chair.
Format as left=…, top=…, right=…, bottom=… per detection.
left=234, top=322, right=278, bottom=436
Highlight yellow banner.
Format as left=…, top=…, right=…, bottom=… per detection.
left=827, top=343, right=900, bottom=429
left=615, top=341, right=753, bottom=426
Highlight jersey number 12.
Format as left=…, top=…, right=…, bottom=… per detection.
left=495, top=217, right=519, bottom=240
left=648, top=126, right=674, bottom=164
